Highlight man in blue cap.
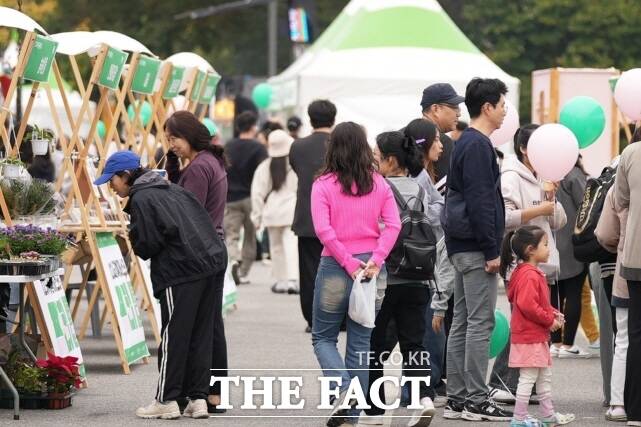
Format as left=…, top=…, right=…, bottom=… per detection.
left=420, top=83, right=465, bottom=187
left=95, top=151, right=226, bottom=419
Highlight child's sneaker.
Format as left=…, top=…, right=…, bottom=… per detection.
left=605, top=406, right=627, bottom=421
left=540, top=412, right=575, bottom=426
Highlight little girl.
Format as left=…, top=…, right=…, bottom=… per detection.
left=499, top=225, right=575, bottom=426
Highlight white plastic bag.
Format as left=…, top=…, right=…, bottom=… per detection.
left=348, top=272, right=377, bottom=328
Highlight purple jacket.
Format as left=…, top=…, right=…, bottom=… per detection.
left=167, top=150, right=227, bottom=237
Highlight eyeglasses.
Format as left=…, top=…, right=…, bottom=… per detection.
left=438, top=104, right=461, bottom=113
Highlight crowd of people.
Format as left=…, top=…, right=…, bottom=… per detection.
left=86, top=75, right=641, bottom=427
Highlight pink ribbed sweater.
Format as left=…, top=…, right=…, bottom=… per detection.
left=311, top=173, right=401, bottom=275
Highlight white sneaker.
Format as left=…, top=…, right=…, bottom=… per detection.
left=627, top=421, right=641, bottom=426
left=589, top=339, right=601, bottom=349
left=550, top=344, right=561, bottom=357
left=183, top=399, right=209, bottom=419
left=359, top=411, right=384, bottom=425
left=558, top=345, right=591, bottom=359
left=271, top=281, right=288, bottom=294
left=407, top=397, right=435, bottom=427
left=287, top=280, right=300, bottom=295
left=489, top=387, right=515, bottom=404
left=135, top=400, right=181, bottom=419
left=605, top=406, right=627, bottom=421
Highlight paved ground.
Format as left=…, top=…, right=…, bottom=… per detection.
left=1, top=262, right=610, bottom=426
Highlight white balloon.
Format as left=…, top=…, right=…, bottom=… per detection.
left=490, top=99, right=519, bottom=147
left=614, top=68, right=641, bottom=120
left=528, top=124, right=579, bottom=182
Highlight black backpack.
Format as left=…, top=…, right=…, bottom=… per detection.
left=572, top=166, right=617, bottom=263
left=386, top=180, right=437, bottom=281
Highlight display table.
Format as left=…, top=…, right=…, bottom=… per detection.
left=0, top=269, right=64, bottom=420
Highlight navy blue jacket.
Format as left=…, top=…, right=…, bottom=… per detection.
left=443, top=127, right=505, bottom=260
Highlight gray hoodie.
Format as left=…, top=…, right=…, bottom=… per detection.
left=501, top=156, right=567, bottom=282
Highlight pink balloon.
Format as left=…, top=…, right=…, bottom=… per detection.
left=615, top=69, right=641, bottom=120
left=528, top=124, right=579, bottom=182
left=490, top=99, right=519, bottom=147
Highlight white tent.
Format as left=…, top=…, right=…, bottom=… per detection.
left=270, top=0, right=519, bottom=138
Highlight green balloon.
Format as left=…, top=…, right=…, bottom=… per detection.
left=489, top=309, right=510, bottom=359
left=559, top=96, right=605, bottom=149
left=127, top=101, right=153, bottom=127
left=252, top=83, right=273, bottom=109
left=97, top=120, right=106, bottom=139
left=202, top=118, right=218, bottom=137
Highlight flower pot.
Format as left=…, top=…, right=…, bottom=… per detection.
left=45, top=392, right=72, bottom=409
left=31, top=139, right=50, bottom=156
left=2, top=164, right=21, bottom=179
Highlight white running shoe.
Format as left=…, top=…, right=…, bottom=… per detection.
left=550, top=344, right=561, bottom=357
left=407, top=397, right=435, bottom=427
left=358, top=411, right=384, bottom=425
left=135, top=400, right=181, bottom=419
left=558, top=345, right=591, bottom=359
left=589, top=340, right=600, bottom=350
left=489, top=387, right=516, bottom=404
left=183, top=399, right=209, bottom=419
left=605, top=406, right=627, bottom=421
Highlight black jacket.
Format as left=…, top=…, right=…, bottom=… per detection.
left=434, top=131, right=454, bottom=184
left=225, top=138, right=268, bottom=202
left=443, top=128, right=505, bottom=261
left=124, top=171, right=226, bottom=297
left=289, top=131, right=330, bottom=237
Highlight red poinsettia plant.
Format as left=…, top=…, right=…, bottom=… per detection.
left=36, top=353, right=82, bottom=394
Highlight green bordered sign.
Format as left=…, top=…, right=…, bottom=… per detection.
left=23, top=35, right=58, bottom=83
left=95, top=232, right=150, bottom=365
left=199, top=73, right=221, bottom=104
left=162, top=65, right=185, bottom=99
left=98, top=47, right=129, bottom=90
left=132, top=56, right=161, bottom=95
left=189, top=70, right=206, bottom=102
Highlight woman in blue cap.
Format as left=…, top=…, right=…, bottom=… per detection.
left=94, top=150, right=226, bottom=420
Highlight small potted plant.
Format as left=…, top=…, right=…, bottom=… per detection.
left=27, top=126, right=54, bottom=156
left=36, top=353, right=82, bottom=409
left=1, top=351, right=46, bottom=409
left=0, top=226, right=71, bottom=275
left=0, top=178, right=57, bottom=222
left=0, top=157, right=24, bottom=179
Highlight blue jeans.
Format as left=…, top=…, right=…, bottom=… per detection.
left=312, top=254, right=373, bottom=421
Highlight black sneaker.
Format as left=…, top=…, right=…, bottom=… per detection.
left=462, top=400, right=513, bottom=421
left=443, top=400, right=465, bottom=419
left=326, top=389, right=357, bottom=427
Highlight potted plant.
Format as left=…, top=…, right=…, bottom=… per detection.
left=0, top=226, right=71, bottom=275
left=0, top=158, right=24, bottom=179
left=0, top=178, right=56, bottom=221
left=36, top=353, right=82, bottom=409
left=1, top=351, right=46, bottom=409
left=26, top=126, right=54, bottom=156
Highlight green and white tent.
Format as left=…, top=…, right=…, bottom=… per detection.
left=270, top=0, right=519, bottom=137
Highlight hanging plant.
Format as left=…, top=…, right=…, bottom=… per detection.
left=0, top=178, right=56, bottom=219
left=0, top=158, right=25, bottom=179
left=26, top=125, right=54, bottom=156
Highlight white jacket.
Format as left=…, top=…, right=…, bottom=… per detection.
left=501, top=155, right=567, bottom=282
left=250, top=158, right=298, bottom=228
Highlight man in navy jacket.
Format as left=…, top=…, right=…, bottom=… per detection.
left=442, top=78, right=510, bottom=422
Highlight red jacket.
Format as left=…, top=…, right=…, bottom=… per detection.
left=507, top=263, right=557, bottom=344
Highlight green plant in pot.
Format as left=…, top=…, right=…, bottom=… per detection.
left=4, top=351, right=46, bottom=395
left=0, top=158, right=25, bottom=179
left=0, top=178, right=56, bottom=220
left=26, top=126, right=54, bottom=156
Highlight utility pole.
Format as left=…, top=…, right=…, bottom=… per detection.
left=175, top=0, right=279, bottom=77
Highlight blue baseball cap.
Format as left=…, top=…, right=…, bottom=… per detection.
left=94, top=151, right=141, bottom=185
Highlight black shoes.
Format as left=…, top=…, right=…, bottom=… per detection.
left=462, top=400, right=513, bottom=421
left=442, top=400, right=465, bottom=419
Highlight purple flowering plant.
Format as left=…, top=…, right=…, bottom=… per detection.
left=0, top=225, right=72, bottom=258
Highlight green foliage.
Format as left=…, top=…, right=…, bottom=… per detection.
left=0, top=179, right=56, bottom=219
left=4, top=351, right=46, bottom=395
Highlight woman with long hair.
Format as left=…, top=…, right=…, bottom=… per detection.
left=311, top=122, right=401, bottom=426
left=164, top=110, right=229, bottom=414
left=250, top=129, right=299, bottom=294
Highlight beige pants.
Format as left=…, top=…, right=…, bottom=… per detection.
left=267, top=226, right=298, bottom=282
left=223, top=197, right=256, bottom=277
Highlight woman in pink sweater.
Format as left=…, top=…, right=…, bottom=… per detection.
left=311, top=122, right=401, bottom=427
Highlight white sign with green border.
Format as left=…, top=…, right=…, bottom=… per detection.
left=32, top=276, right=86, bottom=379
left=96, top=232, right=149, bottom=365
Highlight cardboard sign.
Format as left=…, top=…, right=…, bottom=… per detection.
left=189, top=70, right=206, bottom=102
left=132, top=56, right=161, bottom=95
left=23, top=35, right=58, bottom=83
left=163, top=65, right=185, bottom=99
left=98, top=47, right=129, bottom=90
left=32, top=276, right=86, bottom=378
left=95, top=232, right=149, bottom=365
left=199, top=73, right=221, bottom=104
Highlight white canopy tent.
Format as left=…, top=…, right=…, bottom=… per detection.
left=270, top=0, right=520, bottom=139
